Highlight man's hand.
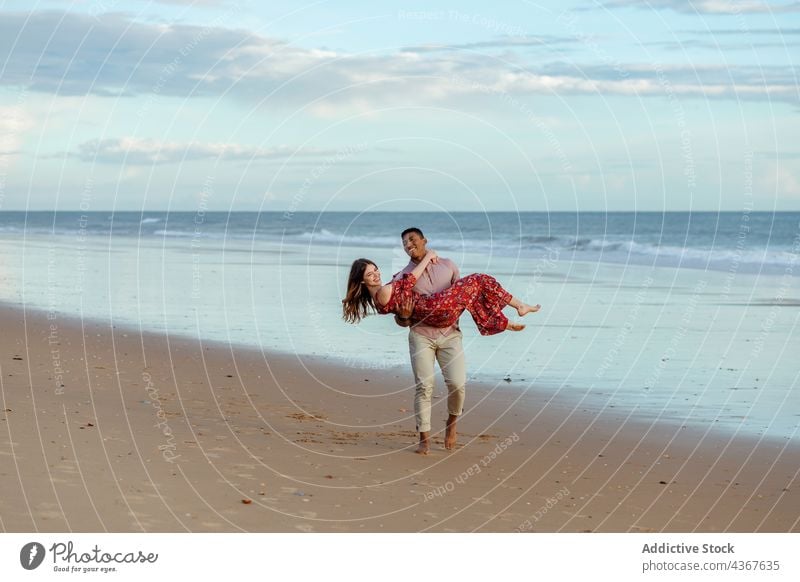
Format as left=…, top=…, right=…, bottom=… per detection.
left=394, top=296, right=415, bottom=327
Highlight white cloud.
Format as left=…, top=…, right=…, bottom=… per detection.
left=400, top=35, right=580, bottom=53
left=0, top=10, right=796, bottom=112
left=74, top=137, right=346, bottom=164
left=0, top=105, right=33, bottom=164
left=768, top=160, right=800, bottom=199
left=597, top=0, right=800, bottom=15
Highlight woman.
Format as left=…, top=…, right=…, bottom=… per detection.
left=342, top=250, right=540, bottom=335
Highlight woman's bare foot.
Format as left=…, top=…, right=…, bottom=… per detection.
left=506, top=322, right=526, bottom=331
left=445, top=415, right=458, bottom=450
left=415, top=432, right=430, bottom=455
left=516, top=303, right=541, bottom=317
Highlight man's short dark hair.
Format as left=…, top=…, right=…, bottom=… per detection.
left=401, top=227, right=424, bottom=239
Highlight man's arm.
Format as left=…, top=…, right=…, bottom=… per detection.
left=394, top=297, right=414, bottom=328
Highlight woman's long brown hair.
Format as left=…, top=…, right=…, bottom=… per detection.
left=342, top=258, right=377, bottom=324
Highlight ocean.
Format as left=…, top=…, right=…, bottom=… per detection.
left=1, top=211, right=798, bottom=443
left=2, top=211, right=799, bottom=274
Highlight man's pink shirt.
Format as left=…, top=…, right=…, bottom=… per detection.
left=395, top=258, right=460, bottom=339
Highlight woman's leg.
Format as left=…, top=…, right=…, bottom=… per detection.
left=461, top=274, right=513, bottom=335
left=507, top=295, right=541, bottom=317
left=458, top=274, right=539, bottom=334
left=473, top=309, right=511, bottom=335
left=420, top=273, right=539, bottom=335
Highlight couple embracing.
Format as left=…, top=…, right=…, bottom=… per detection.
left=342, top=228, right=540, bottom=455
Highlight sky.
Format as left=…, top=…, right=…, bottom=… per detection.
left=0, top=0, right=798, bottom=212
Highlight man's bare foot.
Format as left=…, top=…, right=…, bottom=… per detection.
left=445, top=415, right=458, bottom=450
left=516, top=303, right=541, bottom=317
left=444, top=432, right=457, bottom=450
left=415, top=432, right=430, bottom=455
left=506, top=322, right=526, bottom=331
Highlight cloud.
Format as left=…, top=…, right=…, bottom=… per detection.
left=72, top=137, right=346, bottom=164
left=0, top=10, right=273, bottom=96
left=401, top=35, right=580, bottom=53
left=1, top=10, right=797, bottom=108
left=646, top=39, right=800, bottom=50
left=680, top=27, right=800, bottom=34
left=553, top=61, right=791, bottom=85
left=594, top=0, right=800, bottom=15
left=765, top=160, right=800, bottom=199
left=504, top=61, right=800, bottom=102
left=645, top=27, right=800, bottom=50
left=0, top=105, right=33, bottom=165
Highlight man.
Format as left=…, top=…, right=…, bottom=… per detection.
left=393, top=227, right=465, bottom=455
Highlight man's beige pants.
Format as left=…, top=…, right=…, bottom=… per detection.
left=408, top=329, right=466, bottom=433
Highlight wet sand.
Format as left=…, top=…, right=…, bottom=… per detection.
left=0, top=303, right=797, bottom=532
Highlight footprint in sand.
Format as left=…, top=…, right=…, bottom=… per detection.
left=287, top=412, right=327, bottom=421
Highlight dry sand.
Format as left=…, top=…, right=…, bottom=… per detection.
left=0, top=303, right=797, bottom=532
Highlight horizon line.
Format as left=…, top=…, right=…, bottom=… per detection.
left=4, top=209, right=800, bottom=214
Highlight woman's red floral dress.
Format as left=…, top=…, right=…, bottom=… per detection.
left=376, top=273, right=513, bottom=336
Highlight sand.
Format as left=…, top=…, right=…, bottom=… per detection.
left=0, top=303, right=797, bottom=532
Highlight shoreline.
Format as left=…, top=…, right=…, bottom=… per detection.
left=0, top=301, right=797, bottom=532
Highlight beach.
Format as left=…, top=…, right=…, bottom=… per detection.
left=1, top=302, right=797, bottom=533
